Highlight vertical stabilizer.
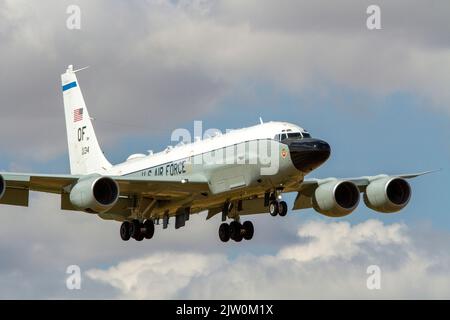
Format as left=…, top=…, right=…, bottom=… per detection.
left=61, top=65, right=112, bottom=175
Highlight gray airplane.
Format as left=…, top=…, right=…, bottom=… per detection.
left=0, top=66, right=430, bottom=243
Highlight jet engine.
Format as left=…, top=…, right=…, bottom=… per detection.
left=69, top=175, right=119, bottom=213
left=0, top=175, right=5, bottom=200
left=312, top=180, right=360, bottom=217
left=363, top=177, right=411, bottom=213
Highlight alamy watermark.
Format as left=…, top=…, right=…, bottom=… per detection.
left=366, top=5, right=382, bottom=30
left=366, top=265, right=381, bottom=290
left=66, top=5, right=81, bottom=30
left=170, top=121, right=280, bottom=175
left=66, top=265, right=82, bottom=290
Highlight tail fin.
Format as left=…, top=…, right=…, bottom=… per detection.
left=61, top=65, right=112, bottom=175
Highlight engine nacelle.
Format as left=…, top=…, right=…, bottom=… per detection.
left=0, top=175, right=5, bottom=200
left=69, top=175, right=119, bottom=213
left=364, top=177, right=411, bottom=213
left=312, top=180, right=360, bottom=217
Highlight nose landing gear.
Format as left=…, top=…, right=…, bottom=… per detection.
left=269, top=200, right=288, bottom=217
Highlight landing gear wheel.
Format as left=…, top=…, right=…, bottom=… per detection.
left=143, top=220, right=155, bottom=239
left=130, top=219, right=142, bottom=239
left=229, top=221, right=242, bottom=241
left=242, top=221, right=254, bottom=240
left=120, top=221, right=131, bottom=241
left=279, top=201, right=288, bottom=217
left=269, top=201, right=279, bottom=216
left=234, top=232, right=243, bottom=242
left=219, top=223, right=231, bottom=242
left=135, top=233, right=144, bottom=241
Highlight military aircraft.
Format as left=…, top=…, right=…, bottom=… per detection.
left=0, top=65, right=430, bottom=243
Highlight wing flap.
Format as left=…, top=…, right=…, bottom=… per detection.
left=113, top=176, right=209, bottom=196
left=29, top=176, right=78, bottom=193
left=1, top=172, right=210, bottom=209
left=0, top=188, right=29, bottom=207
left=1, top=172, right=210, bottom=196
left=1, top=172, right=77, bottom=207
left=60, top=193, right=132, bottom=218
left=293, top=192, right=312, bottom=210
left=1, top=172, right=79, bottom=194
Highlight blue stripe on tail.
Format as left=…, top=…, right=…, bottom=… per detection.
left=62, top=81, right=77, bottom=92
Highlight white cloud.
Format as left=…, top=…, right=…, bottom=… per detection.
left=278, top=219, right=409, bottom=262
left=1, top=192, right=449, bottom=299
left=0, top=192, right=217, bottom=298
left=86, top=219, right=450, bottom=299
left=86, top=253, right=226, bottom=299
left=0, top=192, right=292, bottom=298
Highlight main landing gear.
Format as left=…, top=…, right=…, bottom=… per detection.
left=120, top=219, right=155, bottom=241
left=269, top=200, right=288, bottom=217
left=219, top=220, right=254, bottom=242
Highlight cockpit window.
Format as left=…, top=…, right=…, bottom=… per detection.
left=287, top=132, right=302, bottom=139
left=274, top=131, right=312, bottom=141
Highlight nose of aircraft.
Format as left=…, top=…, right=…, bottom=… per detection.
left=287, top=138, right=331, bottom=173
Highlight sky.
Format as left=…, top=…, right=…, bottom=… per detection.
left=0, top=0, right=450, bottom=299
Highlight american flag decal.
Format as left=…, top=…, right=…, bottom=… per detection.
left=73, top=108, right=83, bottom=122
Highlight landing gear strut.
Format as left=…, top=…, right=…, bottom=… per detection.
left=218, top=221, right=254, bottom=242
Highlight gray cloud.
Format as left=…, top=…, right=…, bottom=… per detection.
left=1, top=0, right=450, bottom=162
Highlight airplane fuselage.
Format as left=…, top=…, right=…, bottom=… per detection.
left=98, top=121, right=331, bottom=220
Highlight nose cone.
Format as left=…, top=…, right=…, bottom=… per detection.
left=287, top=138, right=331, bottom=173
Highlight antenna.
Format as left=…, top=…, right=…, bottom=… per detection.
left=73, top=66, right=90, bottom=73
left=259, top=117, right=264, bottom=124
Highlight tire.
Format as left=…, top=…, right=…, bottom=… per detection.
left=143, top=220, right=155, bottom=239
left=130, top=220, right=141, bottom=239
left=279, top=201, right=288, bottom=217
left=234, top=232, right=243, bottom=242
left=219, top=223, right=230, bottom=242
left=242, top=221, right=254, bottom=240
left=120, top=221, right=131, bottom=241
left=229, top=221, right=242, bottom=240
left=269, top=201, right=279, bottom=216
left=135, top=234, right=144, bottom=241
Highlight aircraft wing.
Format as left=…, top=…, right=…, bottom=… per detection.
left=0, top=172, right=210, bottom=208
left=293, top=170, right=435, bottom=210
